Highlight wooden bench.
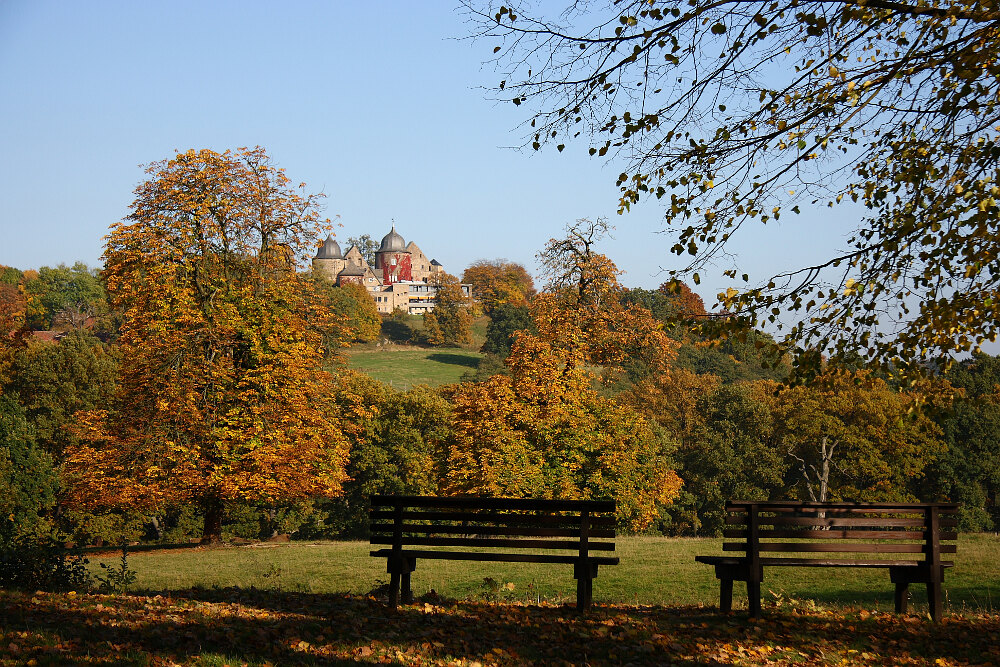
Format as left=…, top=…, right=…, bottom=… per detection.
left=695, top=501, right=959, bottom=621
left=369, top=495, right=619, bottom=611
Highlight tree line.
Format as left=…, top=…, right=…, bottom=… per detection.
left=0, top=149, right=997, bottom=576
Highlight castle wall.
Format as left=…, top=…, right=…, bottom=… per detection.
left=379, top=252, right=412, bottom=284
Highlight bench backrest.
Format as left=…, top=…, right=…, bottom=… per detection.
left=721, top=501, right=959, bottom=566
left=369, top=495, right=617, bottom=557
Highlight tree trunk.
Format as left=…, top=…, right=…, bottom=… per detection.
left=201, top=496, right=224, bottom=545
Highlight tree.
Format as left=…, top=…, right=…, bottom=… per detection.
left=307, top=274, right=381, bottom=351
left=924, top=353, right=1000, bottom=530
left=4, top=330, right=118, bottom=459
left=773, top=370, right=944, bottom=502
left=63, top=147, right=350, bottom=543
left=423, top=273, right=474, bottom=346
left=322, top=372, right=453, bottom=536
left=480, top=302, right=536, bottom=358
left=347, top=234, right=379, bottom=268
left=446, top=336, right=682, bottom=530
left=0, top=395, right=58, bottom=543
left=21, top=263, right=106, bottom=331
left=462, top=259, right=536, bottom=313
left=471, top=1, right=1000, bottom=373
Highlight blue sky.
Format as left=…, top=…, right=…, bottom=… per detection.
left=0, top=0, right=851, bottom=307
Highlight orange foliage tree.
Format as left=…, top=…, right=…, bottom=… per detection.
left=462, top=259, right=536, bottom=313
left=64, top=147, right=350, bottom=543
left=446, top=220, right=683, bottom=529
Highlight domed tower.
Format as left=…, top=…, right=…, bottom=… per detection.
left=312, top=235, right=347, bottom=281
left=374, top=225, right=412, bottom=284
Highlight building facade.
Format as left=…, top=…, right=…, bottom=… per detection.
left=312, top=226, right=459, bottom=315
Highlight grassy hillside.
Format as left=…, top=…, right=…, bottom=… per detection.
left=343, top=347, right=483, bottom=389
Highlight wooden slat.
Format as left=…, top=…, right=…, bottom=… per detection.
left=369, top=524, right=615, bottom=539
left=370, top=548, right=619, bottom=566
left=371, top=495, right=616, bottom=513
left=722, top=542, right=958, bottom=554
left=370, top=536, right=617, bottom=551
left=726, top=501, right=960, bottom=511
left=723, top=528, right=959, bottom=540
left=369, top=510, right=616, bottom=528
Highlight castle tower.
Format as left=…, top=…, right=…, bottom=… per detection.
left=312, top=235, right=348, bottom=280
left=374, top=225, right=412, bottom=284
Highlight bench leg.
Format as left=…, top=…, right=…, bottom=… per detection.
left=402, top=571, right=413, bottom=605
left=927, top=582, right=943, bottom=622
left=719, top=578, right=734, bottom=613
left=894, top=582, right=909, bottom=614
left=747, top=581, right=761, bottom=619
left=388, top=572, right=400, bottom=609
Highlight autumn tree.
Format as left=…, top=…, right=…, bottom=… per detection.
left=423, top=272, right=474, bottom=346
left=773, top=370, right=944, bottom=502
left=462, top=259, right=536, bottom=313
left=446, top=335, right=682, bottom=530
left=306, top=274, right=381, bottom=352
left=63, top=147, right=350, bottom=543
left=471, top=1, right=1000, bottom=373
left=535, top=218, right=678, bottom=375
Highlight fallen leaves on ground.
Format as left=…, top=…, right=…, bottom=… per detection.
left=0, top=588, right=997, bottom=666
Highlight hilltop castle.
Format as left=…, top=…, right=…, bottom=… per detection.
left=312, top=226, right=467, bottom=315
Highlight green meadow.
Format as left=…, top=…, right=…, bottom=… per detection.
left=92, top=534, right=1000, bottom=614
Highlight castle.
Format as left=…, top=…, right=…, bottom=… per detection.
left=312, top=226, right=468, bottom=314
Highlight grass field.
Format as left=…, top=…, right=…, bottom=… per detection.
left=343, top=347, right=483, bottom=389
left=92, top=534, right=1000, bottom=613
left=1, top=536, right=996, bottom=666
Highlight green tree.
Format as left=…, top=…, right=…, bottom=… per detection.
left=0, top=395, right=58, bottom=543
left=347, top=234, right=379, bottom=267
left=480, top=303, right=536, bottom=359
left=21, top=262, right=106, bottom=331
left=424, top=273, right=473, bottom=346
left=322, top=372, right=452, bottom=536
left=4, top=330, right=118, bottom=459
left=472, top=1, right=1000, bottom=373
left=661, top=382, right=783, bottom=535
left=925, top=353, right=1000, bottom=530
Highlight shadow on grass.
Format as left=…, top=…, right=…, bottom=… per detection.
left=3, top=587, right=999, bottom=666
left=427, top=352, right=480, bottom=368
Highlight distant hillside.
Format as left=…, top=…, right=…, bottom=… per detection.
left=343, top=347, right=484, bottom=389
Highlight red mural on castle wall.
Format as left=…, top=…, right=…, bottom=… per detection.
left=381, top=253, right=412, bottom=284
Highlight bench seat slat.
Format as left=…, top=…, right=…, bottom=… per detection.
left=371, top=548, right=620, bottom=566
left=370, top=524, right=615, bottom=539
left=371, top=536, right=616, bottom=551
